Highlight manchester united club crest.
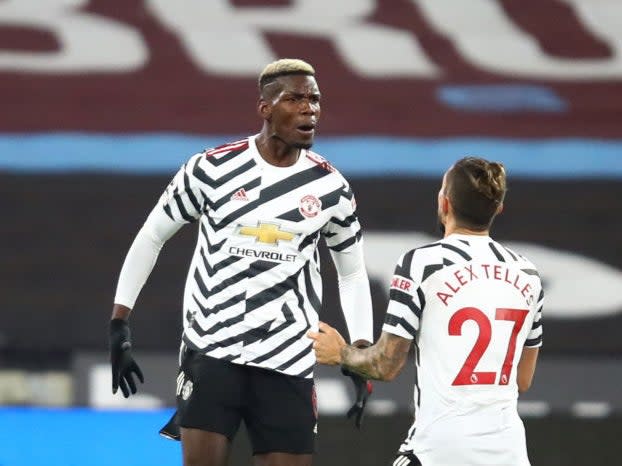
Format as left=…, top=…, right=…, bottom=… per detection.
left=181, top=380, right=194, bottom=400
left=299, top=195, right=321, bottom=218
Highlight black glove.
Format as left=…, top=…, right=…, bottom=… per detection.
left=109, top=318, right=144, bottom=398
left=341, top=367, right=373, bottom=429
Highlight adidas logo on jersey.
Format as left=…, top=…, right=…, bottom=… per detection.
left=231, top=188, right=249, bottom=201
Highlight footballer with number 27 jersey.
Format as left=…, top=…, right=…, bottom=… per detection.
left=384, top=234, right=543, bottom=465
left=309, top=157, right=542, bottom=466
left=114, top=135, right=373, bottom=379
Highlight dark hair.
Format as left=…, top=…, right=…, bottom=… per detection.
left=445, top=157, right=506, bottom=230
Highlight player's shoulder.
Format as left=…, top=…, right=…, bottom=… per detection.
left=305, top=149, right=340, bottom=175
left=184, top=138, right=251, bottom=173
left=304, top=149, right=355, bottom=201
left=414, top=239, right=444, bottom=255
left=202, top=138, right=250, bottom=160
left=404, top=236, right=485, bottom=283
left=395, top=241, right=444, bottom=276
left=491, top=238, right=539, bottom=272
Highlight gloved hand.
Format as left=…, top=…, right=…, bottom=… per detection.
left=342, top=367, right=373, bottom=429
left=109, top=318, right=144, bottom=397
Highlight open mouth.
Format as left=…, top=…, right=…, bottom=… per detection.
left=297, top=124, right=316, bottom=135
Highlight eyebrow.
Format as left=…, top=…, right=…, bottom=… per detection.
left=283, top=91, right=321, bottom=98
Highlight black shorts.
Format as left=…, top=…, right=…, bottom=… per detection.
left=176, top=351, right=317, bottom=455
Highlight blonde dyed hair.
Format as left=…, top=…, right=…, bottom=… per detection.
left=258, top=58, right=315, bottom=92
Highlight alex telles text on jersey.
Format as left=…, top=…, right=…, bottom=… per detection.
left=159, top=137, right=363, bottom=379
left=383, top=234, right=543, bottom=464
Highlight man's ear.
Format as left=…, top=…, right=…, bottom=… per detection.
left=496, top=203, right=504, bottom=215
left=441, top=195, right=450, bottom=215
left=258, top=98, right=271, bottom=120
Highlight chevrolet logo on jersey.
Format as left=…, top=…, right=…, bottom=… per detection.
left=230, top=223, right=298, bottom=263
left=238, top=223, right=295, bottom=245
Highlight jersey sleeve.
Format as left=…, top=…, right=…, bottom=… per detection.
left=321, top=181, right=362, bottom=252
left=330, top=242, right=374, bottom=343
left=382, top=249, right=424, bottom=340
left=525, top=285, right=544, bottom=348
left=159, top=152, right=208, bottom=223
left=114, top=206, right=183, bottom=309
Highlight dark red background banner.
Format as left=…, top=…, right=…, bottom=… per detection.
left=1, top=0, right=621, bottom=136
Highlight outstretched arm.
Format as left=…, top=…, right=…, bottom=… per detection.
left=342, top=331, right=412, bottom=381
left=109, top=205, right=183, bottom=398
left=309, top=322, right=412, bottom=381
left=113, top=152, right=208, bottom=317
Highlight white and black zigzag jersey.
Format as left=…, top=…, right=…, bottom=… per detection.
left=382, top=233, right=543, bottom=458
left=159, top=136, right=362, bottom=378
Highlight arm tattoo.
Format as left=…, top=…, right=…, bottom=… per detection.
left=341, top=332, right=411, bottom=381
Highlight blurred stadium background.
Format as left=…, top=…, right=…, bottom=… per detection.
left=1, top=0, right=621, bottom=465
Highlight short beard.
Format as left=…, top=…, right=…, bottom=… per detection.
left=269, top=134, right=313, bottom=150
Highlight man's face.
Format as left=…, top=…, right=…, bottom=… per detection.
left=262, top=75, right=321, bottom=149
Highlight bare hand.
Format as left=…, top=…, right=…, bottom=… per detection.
left=307, top=321, right=347, bottom=365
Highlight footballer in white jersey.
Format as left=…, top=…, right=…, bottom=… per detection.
left=384, top=234, right=542, bottom=465
left=311, top=157, right=543, bottom=466
left=109, top=59, right=374, bottom=466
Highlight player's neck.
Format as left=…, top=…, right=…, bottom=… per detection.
left=443, top=222, right=490, bottom=238
left=255, top=132, right=301, bottom=167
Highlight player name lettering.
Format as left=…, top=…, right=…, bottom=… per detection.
left=390, top=277, right=412, bottom=292
left=436, top=264, right=532, bottom=307
left=229, top=246, right=296, bottom=263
